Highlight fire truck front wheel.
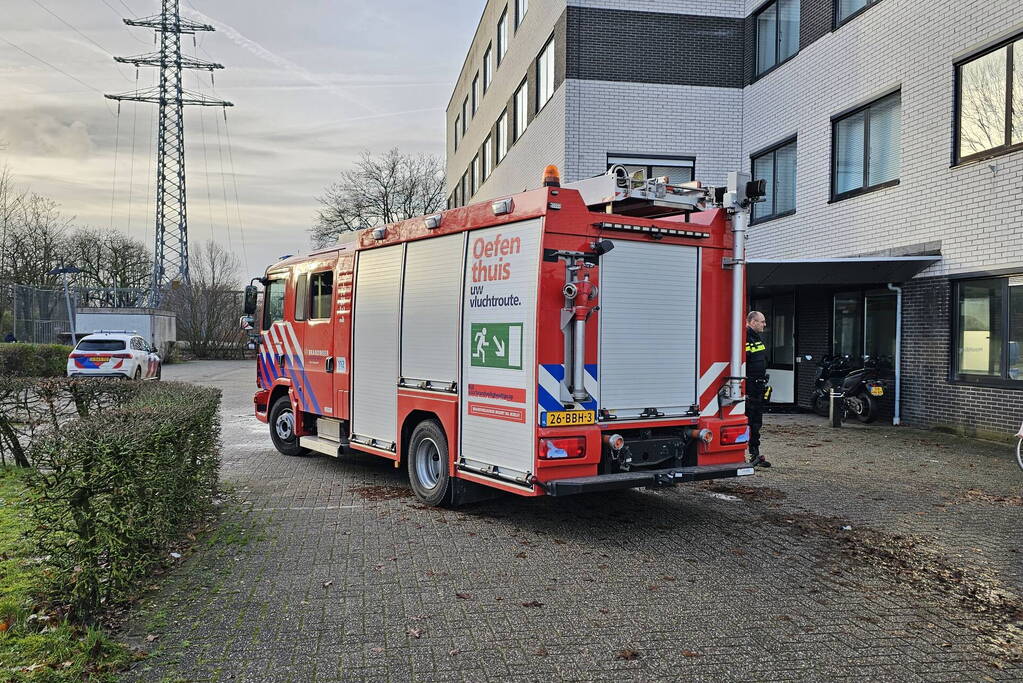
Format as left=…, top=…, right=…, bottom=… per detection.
left=408, top=420, right=451, bottom=506
left=269, top=396, right=310, bottom=457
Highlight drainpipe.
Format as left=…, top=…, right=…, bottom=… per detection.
left=887, top=282, right=902, bottom=426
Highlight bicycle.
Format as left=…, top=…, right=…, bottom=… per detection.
left=1017, top=421, right=1023, bottom=471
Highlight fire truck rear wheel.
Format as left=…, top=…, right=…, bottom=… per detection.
left=269, top=396, right=309, bottom=457
left=408, top=420, right=451, bottom=506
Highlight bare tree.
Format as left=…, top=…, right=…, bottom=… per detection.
left=166, top=240, right=244, bottom=359
left=311, top=148, right=446, bottom=248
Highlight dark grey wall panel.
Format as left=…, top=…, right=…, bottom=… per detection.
left=566, top=6, right=745, bottom=89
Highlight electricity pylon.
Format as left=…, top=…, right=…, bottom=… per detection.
left=106, top=0, right=232, bottom=307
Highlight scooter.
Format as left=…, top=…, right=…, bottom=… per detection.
left=810, top=355, right=888, bottom=423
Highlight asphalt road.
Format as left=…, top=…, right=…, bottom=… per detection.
left=124, top=360, right=1023, bottom=681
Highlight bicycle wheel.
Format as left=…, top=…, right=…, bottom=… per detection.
left=1017, top=437, right=1023, bottom=471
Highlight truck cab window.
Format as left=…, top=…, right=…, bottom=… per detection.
left=294, top=274, right=309, bottom=321
left=310, top=271, right=334, bottom=320
left=264, top=278, right=286, bottom=326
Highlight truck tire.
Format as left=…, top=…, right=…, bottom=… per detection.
left=269, top=395, right=309, bottom=457
left=407, top=420, right=451, bottom=507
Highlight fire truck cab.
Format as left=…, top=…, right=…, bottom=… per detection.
left=246, top=167, right=758, bottom=506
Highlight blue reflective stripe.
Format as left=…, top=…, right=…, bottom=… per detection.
left=537, top=384, right=563, bottom=413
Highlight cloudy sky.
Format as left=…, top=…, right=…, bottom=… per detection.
left=0, top=0, right=480, bottom=274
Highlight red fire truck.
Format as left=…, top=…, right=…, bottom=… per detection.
left=244, top=167, right=761, bottom=506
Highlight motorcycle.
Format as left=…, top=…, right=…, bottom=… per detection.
left=810, top=355, right=889, bottom=423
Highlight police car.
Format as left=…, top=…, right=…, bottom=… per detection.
left=67, top=331, right=162, bottom=380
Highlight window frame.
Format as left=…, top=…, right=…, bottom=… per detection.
left=453, top=115, right=460, bottom=152
left=308, top=270, right=334, bottom=321
left=471, top=154, right=480, bottom=196
left=472, top=73, right=479, bottom=116
left=497, top=7, right=509, bottom=65
left=951, top=275, right=1023, bottom=387
left=515, top=0, right=528, bottom=29
left=750, top=136, right=797, bottom=225
left=461, top=97, right=468, bottom=133
left=294, top=273, right=309, bottom=321
left=497, top=110, right=508, bottom=161
left=262, top=276, right=286, bottom=327
left=535, top=37, right=555, bottom=114
left=514, top=78, right=528, bottom=140
left=953, top=32, right=1023, bottom=166
left=460, top=172, right=468, bottom=207
left=830, top=89, right=901, bottom=202
left=483, top=135, right=493, bottom=181
left=483, top=44, right=493, bottom=93
left=605, top=153, right=696, bottom=184
left=754, top=0, right=800, bottom=79
left=833, top=0, right=882, bottom=30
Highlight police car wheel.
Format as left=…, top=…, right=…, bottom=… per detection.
left=133, top=366, right=142, bottom=381
left=408, top=420, right=451, bottom=507
left=269, top=396, right=309, bottom=457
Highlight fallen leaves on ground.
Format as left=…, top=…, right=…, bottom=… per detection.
left=407, top=628, right=423, bottom=639
left=615, top=648, right=640, bottom=660
left=521, top=600, right=544, bottom=608
left=455, top=592, right=472, bottom=599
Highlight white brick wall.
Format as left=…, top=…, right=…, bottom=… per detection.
left=741, top=0, right=1023, bottom=277
left=569, top=0, right=745, bottom=17
left=565, top=80, right=743, bottom=188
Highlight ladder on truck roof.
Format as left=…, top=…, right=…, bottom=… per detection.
left=565, top=165, right=709, bottom=218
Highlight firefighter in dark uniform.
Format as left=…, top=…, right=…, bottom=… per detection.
left=745, top=310, right=771, bottom=467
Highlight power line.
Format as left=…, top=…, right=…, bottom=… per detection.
left=0, top=33, right=116, bottom=114
left=222, top=111, right=250, bottom=273
left=29, top=0, right=132, bottom=83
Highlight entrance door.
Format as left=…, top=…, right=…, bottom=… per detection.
left=752, top=294, right=796, bottom=404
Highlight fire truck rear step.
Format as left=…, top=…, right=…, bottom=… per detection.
left=545, top=462, right=755, bottom=496
left=299, top=435, right=343, bottom=457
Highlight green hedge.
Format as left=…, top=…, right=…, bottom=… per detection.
left=0, top=377, right=137, bottom=468
left=26, top=381, right=221, bottom=617
left=0, top=343, right=72, bottom=378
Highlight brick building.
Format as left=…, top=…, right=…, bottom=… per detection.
left=446, top=0, right=1023, bottom=436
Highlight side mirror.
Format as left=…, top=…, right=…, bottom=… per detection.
left=243, top=284, right=258, bottom=316
left=240, top=314, right=255, bottom=331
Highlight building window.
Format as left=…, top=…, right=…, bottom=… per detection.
left=514, top=79, right=528, bottom=139
left=835, top=0, right=882, bottom=27
left=536, top=38, right=555, bottom=112
left=460, top=172, right=468, bottom=206
left=955, top=276, right=1023, bottom=383
left=471, top=155, right=480, bottom=196
left=832, top=91, right=900, bottom=200
left=453, top=116, right=460, bottom=151
left=516, top=0, right=528, bottom=28
left=483, top=135, right=493, bottom=180
left=310, top=271, right=333, bottom=320
left=497, top=8, right=508, bottom=64
left=756, top=0, right=800, bottom=76
left=461, top=97, right=468, bottom=133
left=751, top=138, right=797, bottom=222
left=956, top=35, right=1023, bottom=163
left=472, top=73, right=479, bottom=115
left=833, top=290, right=897, bottom=362
left=497, top=111, right=509, bottom=161
left=483, top=45, right=493, bottom=92
left=606, top=154, right=695, bottom=185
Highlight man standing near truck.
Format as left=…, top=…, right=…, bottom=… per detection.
left=746, top=311, right=771, bottom=467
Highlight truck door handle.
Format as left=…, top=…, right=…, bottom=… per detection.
left=277, top=353, right=286, bottom=366
left=325, top=357, right=334, bottom=373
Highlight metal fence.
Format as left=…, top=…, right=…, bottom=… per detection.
left=6, top=283, right=74, bottom=344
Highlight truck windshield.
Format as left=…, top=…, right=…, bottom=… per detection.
left=76, top=339, right=126, bottom=351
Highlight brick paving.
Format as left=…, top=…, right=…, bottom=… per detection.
left=125, top=361, right=1023, bottom=681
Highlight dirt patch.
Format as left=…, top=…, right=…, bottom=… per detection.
left=764, top=510, right=1023, bottom=664
left=960, top=489, right=1023, bottom=507
left=696, top=481, right=787, bottom=501
left=350, top=485, right=414, bottom=501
